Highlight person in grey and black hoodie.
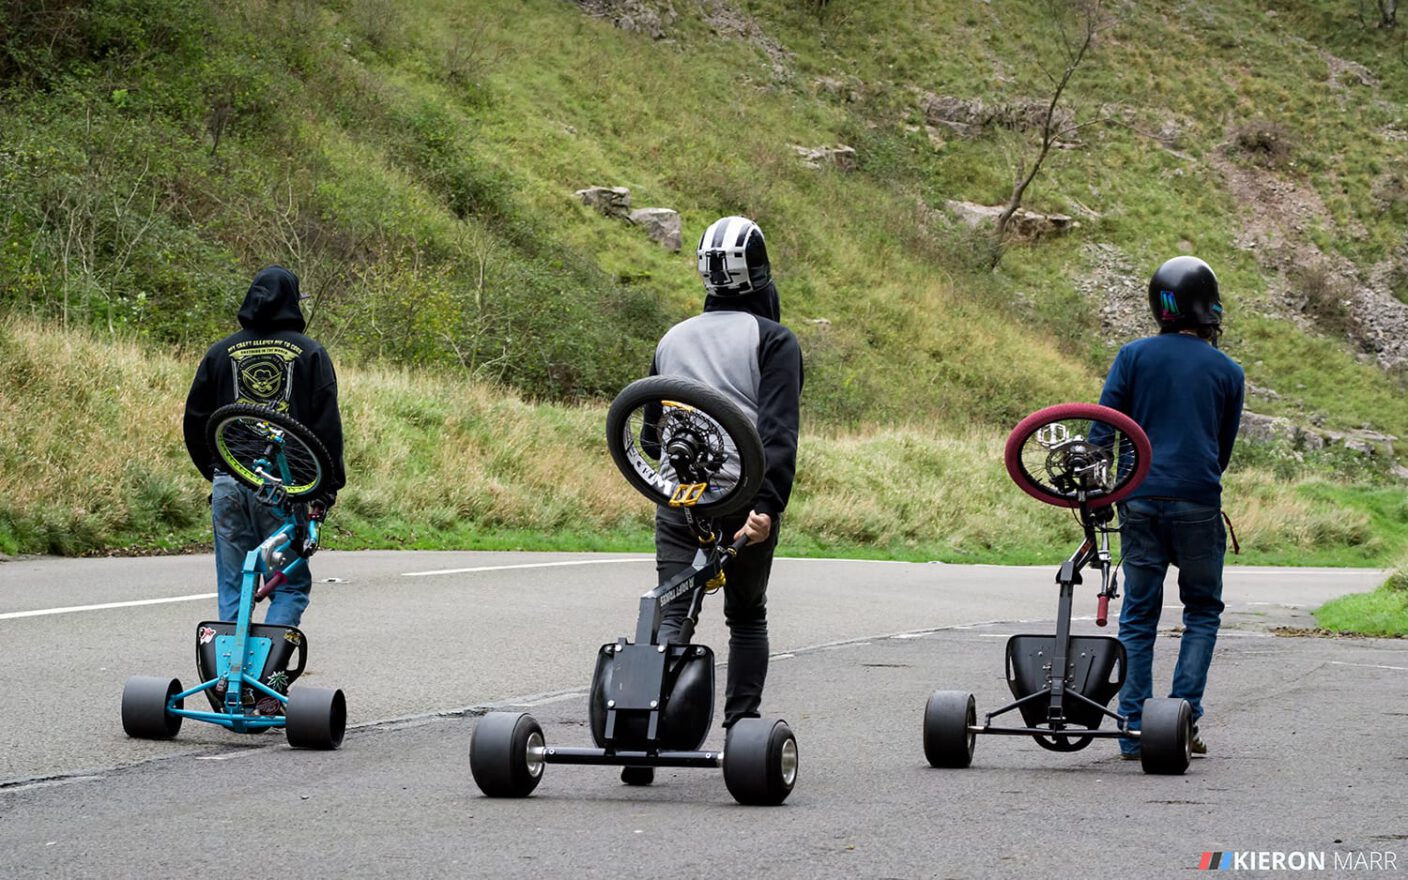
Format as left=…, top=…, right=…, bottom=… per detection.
left=183, top=266, right=345, bottom=629
left=645, top=216, right=803, bottom=779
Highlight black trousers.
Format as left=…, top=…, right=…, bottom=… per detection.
left=654, top=508, right=777, bottom=727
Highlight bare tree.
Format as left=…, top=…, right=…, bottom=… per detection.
left=990, top=0, right=1100, bottom=269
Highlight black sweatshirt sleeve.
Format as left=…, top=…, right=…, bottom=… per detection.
left=182, top=353, right=216, bottom=482
left=308, top=350, right=346, bottom=494
left=752, top=324, right=803, bottom=519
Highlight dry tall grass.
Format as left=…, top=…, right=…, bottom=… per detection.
left=0, top=318, right=1390, bottom=564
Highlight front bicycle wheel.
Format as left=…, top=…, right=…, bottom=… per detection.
left=605, top=376, right=765, bottom=518
left=1004, top=403, right=1151, bottom=509
left=207, top=404, right=332, bottom=500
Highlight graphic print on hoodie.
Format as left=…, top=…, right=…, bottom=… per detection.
left=183, top=266, right=346, bottom=491
left=227, top=268, right=307, bottom=410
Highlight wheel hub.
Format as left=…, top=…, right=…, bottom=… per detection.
left=525, top=731, right=545, bottom=778
left=779, top=737, right=798, bottom=786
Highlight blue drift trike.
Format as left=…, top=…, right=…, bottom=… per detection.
left=121, top=404, right=346, bottom=750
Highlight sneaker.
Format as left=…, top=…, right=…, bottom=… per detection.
left=1190, top=727, right=1207, bottom=756
left=1119, top=750, right=1141, bottom=761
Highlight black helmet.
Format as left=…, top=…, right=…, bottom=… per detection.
left=1148, top=256, right=1222, bottom=333
left=697, top=216, right=770, bottom=296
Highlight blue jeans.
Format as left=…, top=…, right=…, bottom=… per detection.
left=1116, top=498, right=1226, bottom=754
left=212, top=473, right=312, bottom=627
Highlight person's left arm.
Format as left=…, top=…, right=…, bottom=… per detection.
left=1217, top=365, right=1245, bottom=473
left=742, top=324, right=803, bottom=542
left=309, top=349, right=345, bottom=498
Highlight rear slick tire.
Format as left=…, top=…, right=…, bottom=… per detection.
left=723, top=717, right=798, bottom=806
left=1139, top=698, right=1192, bottom=775
left=471, top=712, right=546, bottom=798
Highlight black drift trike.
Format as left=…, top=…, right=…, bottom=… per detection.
left=120, top=404, right=346, bottom=749
left=470, top=376, right=799, bottom=805
left=922, top=402, right=1194, bottom=775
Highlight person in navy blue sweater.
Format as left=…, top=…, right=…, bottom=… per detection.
left=1098, top=256, right=1244, bottom=759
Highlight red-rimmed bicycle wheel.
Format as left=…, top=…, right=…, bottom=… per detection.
left=1004, top=403, right=1151, bottom=509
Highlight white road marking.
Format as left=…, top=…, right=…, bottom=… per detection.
left=775, top=556, right=910, bottom=564
left=1329, top=661, right=1408, bottom=672
left=405, top=554, right=930, bottom=577
left=1229, top=568, right=1385, bottom=576
left=400, top=558, right=654, bottom=577
left=0, top=593, right=216, bottom=621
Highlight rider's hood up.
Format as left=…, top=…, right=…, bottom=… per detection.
left=237, top=266, right=307, bottom=332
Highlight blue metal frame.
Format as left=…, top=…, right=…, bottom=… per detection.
left=161, top=430, right=321, bottom=734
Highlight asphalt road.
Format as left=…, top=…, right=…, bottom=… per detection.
left=0, top=552, right=1401, bottom=878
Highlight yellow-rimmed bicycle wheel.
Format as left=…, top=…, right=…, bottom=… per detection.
left=207, top=403, right=331, bottom=499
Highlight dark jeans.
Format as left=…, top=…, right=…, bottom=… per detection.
left=212, top=474, right=312, bottom=627
left=1116, top=498, right=1226, bottom=754
left=655, top=508, right=776, bottom=727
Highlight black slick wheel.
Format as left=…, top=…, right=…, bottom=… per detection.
left=471, top=712, right=546, bottom=798
left=207, top=403, right=333, bottom=500
left=121, top=676, right=184, bottom=740
left=923, top=690, right=976, bottom=768
left=1139, top=697, right=1192, bottom=775
left=723, top=717, right=798, bottom=806
left=622, top=765, right=653, bottom=788
left=621, top=766, right=655, bottom=786
left=605, top=376, right=765, bottom=517
left=285, top=687, right=346, bottom=750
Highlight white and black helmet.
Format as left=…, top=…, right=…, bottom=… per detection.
left=697, top=216, right=771, bottom=296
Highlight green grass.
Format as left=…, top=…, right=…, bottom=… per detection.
left=1316, top=560, right=1408, bottom=637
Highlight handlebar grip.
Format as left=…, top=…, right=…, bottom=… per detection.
left=729, top=534, right=751, bottom=554
left=1096, top=594, right=1110, bottom=628
left=256, top=571, right=286, bottom=602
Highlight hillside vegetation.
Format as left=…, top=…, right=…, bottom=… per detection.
left=1, top=0, right=1405, bottom=563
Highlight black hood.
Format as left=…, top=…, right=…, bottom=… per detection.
left=703, top=280, right=780, bottom=322
left=237, top=266, right=306, bottom=332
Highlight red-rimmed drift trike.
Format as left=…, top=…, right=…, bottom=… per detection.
left=922, top=403, right=1194, bottom=775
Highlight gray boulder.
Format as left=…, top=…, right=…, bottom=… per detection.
left=629, top=208, right=682, bottom=251
left=575, top=186, right=632, bottom=219
left=792, top=144, right=858, bottom=172
left=944, top=200, right=1076, bottom=240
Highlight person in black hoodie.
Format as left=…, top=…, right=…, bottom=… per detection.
left=183, top=266, right=345, bottom=629
left=643, top=216, right=802, bottom=779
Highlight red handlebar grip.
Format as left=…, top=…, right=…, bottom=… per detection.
left=256, top=571, right=286, bottom=602
left=1096, top=594, right=1110, bottom=627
